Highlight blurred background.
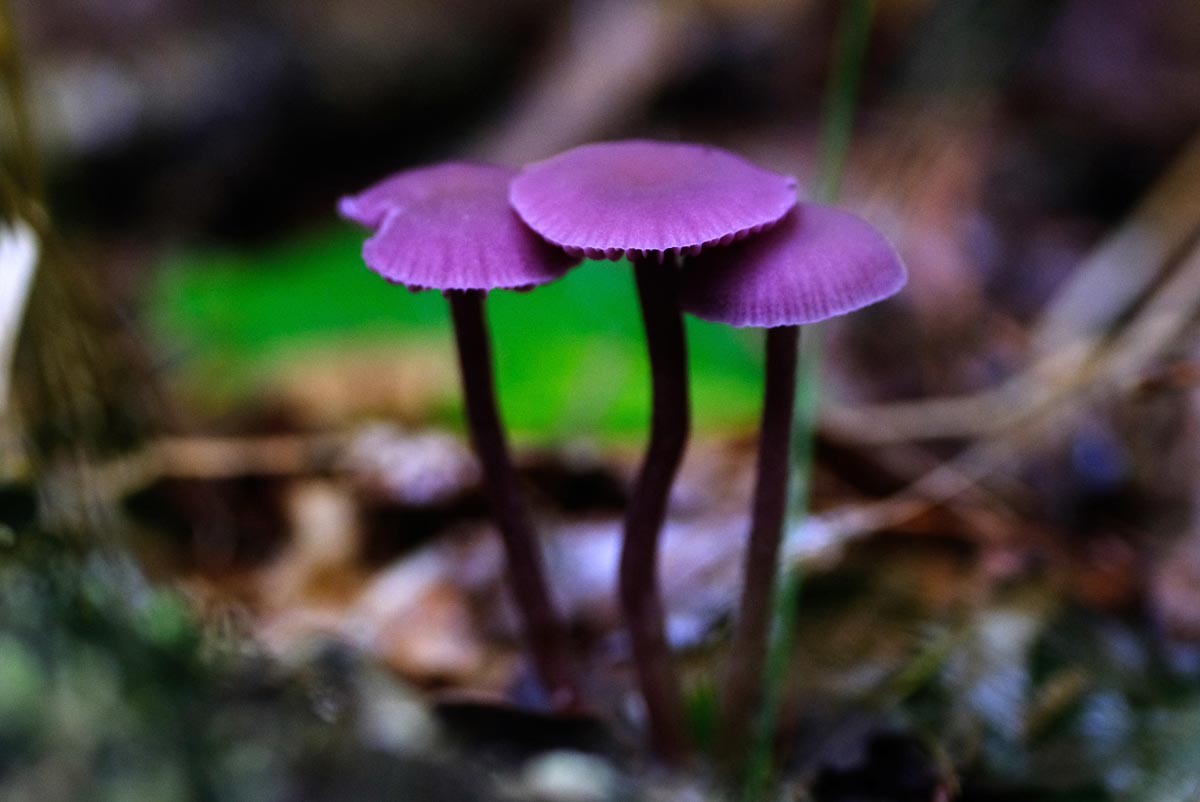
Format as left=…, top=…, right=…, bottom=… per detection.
left=3, top=0, right=1200, bottom=800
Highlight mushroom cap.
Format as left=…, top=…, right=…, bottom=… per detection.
left=341, top=162, right=578, bottom=291
left=339, top=162, right=493, bottom=230
left=509, top=140, right=798, bottom=260
left=680, top=204, right=906, bottom=328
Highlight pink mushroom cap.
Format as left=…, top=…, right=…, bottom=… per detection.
left=339, top=162, right=494, bottom=231
left=508, top=140, right=798, bottom=261
left=680, top=204, right=907, bottom=327
left=340, top=162, right=578, bottom=291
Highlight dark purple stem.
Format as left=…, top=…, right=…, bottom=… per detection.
left=448, top=289, right=579, bottom=709
left=621, top=257, right=691, bottom=763
left=720, top=325, right=799, bottom=764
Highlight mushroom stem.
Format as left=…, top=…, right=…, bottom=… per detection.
left=447, top=289, right=579, bottom=709
left=720, top=324, right=799, bottom=768
left=621, top=257, right=691, bottom=763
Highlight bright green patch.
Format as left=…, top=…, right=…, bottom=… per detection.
left=151, top=223, right=765, bottom=438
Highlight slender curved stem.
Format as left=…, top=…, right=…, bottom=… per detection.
left=720, top=325, right=799, bottom=768
left=448, top=289, right=579, bottom=709
left=620, top=257, right=691, bottom=763
left=735, top=1, right=876, bottom=795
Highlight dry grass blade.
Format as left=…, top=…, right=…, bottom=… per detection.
left=823, top=133, right=1200, bottom=445
left=810, top=232, right=1200, bottom=544
left=473, top=0, right=696, bottom=165
left=1033, top=135, right=1200, bottom=354
left=798, top=134, right=1200, bottom=547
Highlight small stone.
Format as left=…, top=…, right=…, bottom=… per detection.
left=521, top=750, right=619, bottom=802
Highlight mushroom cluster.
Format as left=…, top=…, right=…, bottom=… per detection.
left=340, top=140, right=906, bottom=764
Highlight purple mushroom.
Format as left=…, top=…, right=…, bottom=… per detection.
left=340, top=162, right=581, bottom=708
left=510, top=140, right=797, bottom=760
left=680, top=203, right=906, bottom=758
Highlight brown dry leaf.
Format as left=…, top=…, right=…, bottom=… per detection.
left=347, top=546, right=512, bottom=691
left=1070, top=535, right=1142, bottom=612
left=373, top=580, right=501, bottom=687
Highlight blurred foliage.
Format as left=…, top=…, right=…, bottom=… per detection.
left=0, top=525, right=289, bottom=802
left=0, top=513, right=517, bottom=802
left=150, top=224, right=766, bottom=438
left=780, top=540, right=1200, bottom=802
